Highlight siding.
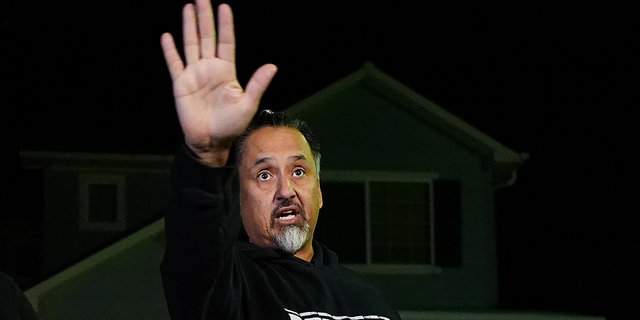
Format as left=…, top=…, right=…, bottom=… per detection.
left=289, top=85, right=498, bottom=309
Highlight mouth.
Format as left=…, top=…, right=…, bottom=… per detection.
left=275, top=206, right=299, bottom=220
left=272, top=205, right=304, bottom=226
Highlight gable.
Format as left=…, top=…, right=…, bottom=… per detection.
left=288, top=84, right=482, bottom=179
left=286, top=64, right=526, bottom=185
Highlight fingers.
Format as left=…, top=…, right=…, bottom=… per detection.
left=196, top=0, right=216, bottom=59
left=244, top=64, right=278, bottom=105
left=179, top=1, right=234, bottom=66
left=164, top=1, right=236, bottom=82
left=216, top=4, right=235, bottom=63
left=182, top=4, right=199, bottom=65
left=161, top=33, right=184, bottom=81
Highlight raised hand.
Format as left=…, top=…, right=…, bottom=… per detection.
left=161, top=1, right=277, bottom=165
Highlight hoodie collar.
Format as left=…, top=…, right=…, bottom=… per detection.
left=237, top=240, right=339, bottom=268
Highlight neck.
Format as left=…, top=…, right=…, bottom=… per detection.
left=293, top=241, right=314, bottom=262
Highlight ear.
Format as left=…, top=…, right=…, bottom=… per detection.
left=318, top=184, right=323, bottom=209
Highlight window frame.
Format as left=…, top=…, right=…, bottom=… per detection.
left=78, top=173, right=127, bottom=231
left=321, top=170, right=442, bottom=274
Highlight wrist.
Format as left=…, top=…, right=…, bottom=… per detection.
left=195, top=149, right=231, bottom=167
left=186, top=139, right=234, bottom=167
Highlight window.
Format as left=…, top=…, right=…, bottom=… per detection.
left=79, top=174, right=126, bottom=231
left=314, top=171, right=461, bottom=271
left=370, top=181, right=431, bottom=264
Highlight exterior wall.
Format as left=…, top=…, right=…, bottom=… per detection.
left=288, top=85, right=498, bottom=309
left=36, top=233, right=168, bottom=320
left=26, top=80, right=506, bottom=314
left=43, top=167, right=169, bottom=276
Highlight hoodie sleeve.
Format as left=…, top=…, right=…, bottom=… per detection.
left=160, top=145, right=241, bottom=320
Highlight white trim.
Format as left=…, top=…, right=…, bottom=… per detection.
left=322, top=170, right=439, bottom=182
left=51, top=166, right=169, bottom=174
left=343, top=264, right=442, bottom=275
left=363, top=67, right=522, bottom=163
left=284, top=64, right=525, bottom=165
left=24, top=218, right=165, bottom=312
left=284, top=67, right=368, bottom=116
left=78, top=173, right=127, bottom=231
left=323, top=170, right=437, bottom=272
left=20, top=150, right=173, bottom=163
left=429, top=181, right=436, bottom=265
left=22, top=164, right=44, bottom=170
left=364, top=181, right=372, bottom=265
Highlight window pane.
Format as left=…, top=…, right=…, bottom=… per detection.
left=370, top=181, right=431, bottom=264
left=88, top=184, right=118, bottom=223
left=434, top=180, right=462, bottom=267
left=314, top=182, right=366, bottom=264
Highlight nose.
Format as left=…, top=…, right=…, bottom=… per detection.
left=275, top=177, right=296, bottom=201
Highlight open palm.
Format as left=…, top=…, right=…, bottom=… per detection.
left=161, top=1, right=277, bottom=158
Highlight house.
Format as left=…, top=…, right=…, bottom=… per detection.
left=17, top=152, right=172, bottom=280
left=284, top=63, right=526, bottom=309
left=16, top=152, right=172, bottom=319
left=24, top=219, right=168, bottom=319
left=19, top=64, right=601, bottom=319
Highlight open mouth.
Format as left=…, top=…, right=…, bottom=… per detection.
left=272, top=203, right=305, bottom=225
left=275, top=207, right=300, bottom=221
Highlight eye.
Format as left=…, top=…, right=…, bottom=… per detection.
left=257, top=172, right=272, bottom=181
left=292, top=168, right=305, bottom=177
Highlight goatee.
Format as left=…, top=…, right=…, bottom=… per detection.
left=270, top=199, right=309, bottom=254
left=272, top=223, right=309, bottom=254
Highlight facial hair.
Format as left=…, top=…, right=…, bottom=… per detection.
left=272, top=223, right=309, bottom=254
left=269, top=199, right=309, bottom=254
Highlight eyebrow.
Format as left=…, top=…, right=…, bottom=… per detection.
left=289, top=154, right=307, bottom=162
left=253, top=156, right=275, bottom=167
left=252, top=154, right=308, bottom=168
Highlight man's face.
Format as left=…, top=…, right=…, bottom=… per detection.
left=239, top=126, right=322, bottom=254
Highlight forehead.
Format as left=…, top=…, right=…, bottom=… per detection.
left=242, top=127, right=313, bottom=163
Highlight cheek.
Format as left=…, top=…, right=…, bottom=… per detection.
left=304, top=186, right=322, bottom=218
left=312, top=183, right=322, bottom=205
left=241, top=188, right=272, bottom=227
left=314, top=185, right=322, bottom=209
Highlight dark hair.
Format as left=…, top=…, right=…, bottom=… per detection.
left=235, top=110, right=321, bottom=175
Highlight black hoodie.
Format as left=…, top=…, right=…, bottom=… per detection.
left=161, top=146, right=401, bottom=320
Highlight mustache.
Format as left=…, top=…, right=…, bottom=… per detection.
left=271, top=199, right=307, bottom=227
left=270, top=199, right=306, bottom=229
left=271, top=198, right=305, bottom=219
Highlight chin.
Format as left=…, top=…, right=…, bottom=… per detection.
left=271, top=223, right=309, bottom=254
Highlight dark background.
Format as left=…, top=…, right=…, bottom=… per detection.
left=2, top=0, right=637, bottom=316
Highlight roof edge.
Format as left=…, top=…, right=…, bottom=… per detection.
left=285, top=63, right=524, bottom=166
left=20, top=150, right=174, bottom=163
left=285, top=64, right=369, bottom=116
left=24, top=218, right=165, bottom=311
left=361, top=66, right=523, bottom=164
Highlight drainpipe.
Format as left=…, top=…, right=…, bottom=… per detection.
left=493, top=171, right=518, bottom=191
left=493, top=153, right=529, bottom=191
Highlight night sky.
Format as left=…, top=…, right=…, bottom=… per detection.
left=2, top=0, right=637, bottom=314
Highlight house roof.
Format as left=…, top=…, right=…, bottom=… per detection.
left=285, top=63, right=528, bottom=183
left=20, top=64, right=525, bottom=185
left=24, top=218, right=165, bottom=312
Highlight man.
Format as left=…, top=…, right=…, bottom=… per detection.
left=159, top=1, right=401, bottom=319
